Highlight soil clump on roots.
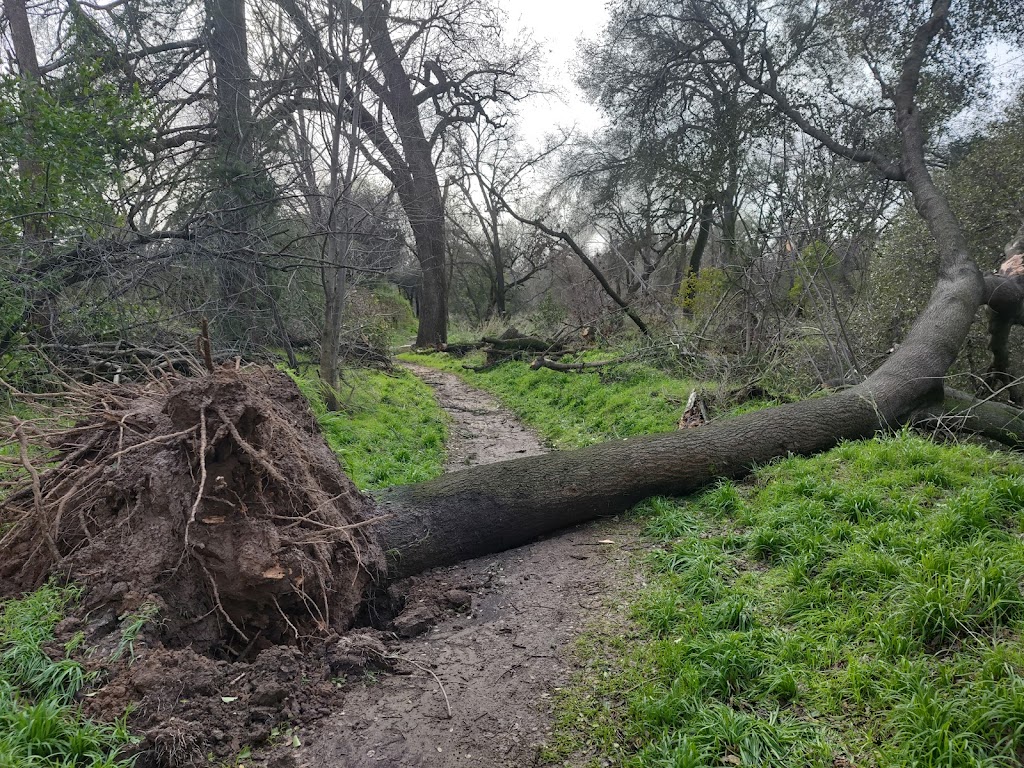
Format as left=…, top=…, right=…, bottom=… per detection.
left=1, top=366, right=386, bottom=765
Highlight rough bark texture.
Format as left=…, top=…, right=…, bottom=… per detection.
left=361, top=0, right=449, bottom=347
left=206, top=0, right=268, bottom=343
left=919, top=388, right=1024, bottom=447
left=375, top=388, right=891, bottom=577
left=372, top=0, right=1007, bottom=580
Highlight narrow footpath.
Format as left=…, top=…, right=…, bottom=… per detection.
left=301, top=363, right=640, bottom=768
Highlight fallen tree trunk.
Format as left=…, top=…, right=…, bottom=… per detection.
left=529, top=355, right=632, bottom=372
left=480, top=335, right=561, bottom=353
left=376, top=0, right=1002, bottom=578
left=916, top=387, right=1024, bottom=447
left=4, top=0, right=1020, bottom=655
left=376, top=386, right=899, bottom=577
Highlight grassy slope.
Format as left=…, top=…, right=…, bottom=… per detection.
left=289, top=366, right=447, bottom=490
left=548, top=434, right=1024, bottom=768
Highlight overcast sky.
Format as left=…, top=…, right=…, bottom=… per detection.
left=500, top=0, right=610, bottom=145
left=497, top=3, right=1023, bottom=146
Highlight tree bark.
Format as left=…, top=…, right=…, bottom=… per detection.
left=983, top=220, right=1024, bottom=404
left=3, top=0, right=47, bottom=246
left=360, top=0, right=448, bottom=348
left=365, top=0, right=1016, bottom=582
left=206, top=0, right=267, bottom=345
left=679, top=198, right=716, bottom=312
left=375, top=388, right=905, bottom=578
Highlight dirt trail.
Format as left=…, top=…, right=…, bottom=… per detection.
left=402, top=362, right=548, bottom=469
left=299, top=364, right=640, bottom=768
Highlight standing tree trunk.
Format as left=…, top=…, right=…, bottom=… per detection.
left=360, top=0, right=448, bottom=348
left=206, top=0, right=271, bottom=347
left=678, top=198, right=716, bottom=311
left=489, top=204, right=507, bottom=318
left=2, top=0, right=55, bottom=352
left=3, top=0, right=44, bottom=247
left=687, top=198, right=716, bottom=279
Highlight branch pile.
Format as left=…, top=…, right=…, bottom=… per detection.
left=1, top=366, right=384, bottom=655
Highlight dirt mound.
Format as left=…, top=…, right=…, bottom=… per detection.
left=1, top=366, right=384, bottom=654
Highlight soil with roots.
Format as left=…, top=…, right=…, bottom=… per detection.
left=2, top=367, right=386, bottom=765
left=1, top=364, right=639, bottom=767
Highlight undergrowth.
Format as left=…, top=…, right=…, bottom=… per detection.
left=544, top=432, right=1024, bottom=767
left=289, top=367, right=447, bottom=489
left=397, top=351, right=700, bottom=447
left=0, top=584, right=137, bottom=767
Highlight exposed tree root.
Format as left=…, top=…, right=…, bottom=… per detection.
left=1, top=366, right=383, bottom=655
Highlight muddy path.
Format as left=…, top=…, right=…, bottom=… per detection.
left=401, top=362, right=547, bottom=469
left=298, top=364, right=641, bottom=767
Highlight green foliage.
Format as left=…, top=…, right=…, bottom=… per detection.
left=289, top=367, right=447, bottom=489
left=399, top=351, right=701, bottom=448
left=0, top=63, right=152, bottom=382
left=547, top=433, right=1024, bottom=767
left=0, top=64, right=151, bottom=242
left=676, top=267, right=727, bottom=317
left=369, top=283, right=417, bottom=341
left=0, top=585, right=137, bottom=767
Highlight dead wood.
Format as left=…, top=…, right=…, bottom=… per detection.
left=481, top=335, right=565, bottom=353
left=678, top=389, right=708, bottom=429
left=529, top=355, right=634, bottom=372
left=916, top=387, right=1024, bottom=447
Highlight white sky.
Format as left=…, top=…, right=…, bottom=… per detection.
left=500, top=2, right=1024, bottom=145
left=499, top=0, right=610, bottom=145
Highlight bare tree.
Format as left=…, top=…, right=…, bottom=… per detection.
left=270, top=0, right=535, bottom=347
left=445, top=122, right=555, bottom=318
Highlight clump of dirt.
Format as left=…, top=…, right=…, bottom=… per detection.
left=2, top=366, right=391, bottom=765
left=1, top=366, right=384, bottom=653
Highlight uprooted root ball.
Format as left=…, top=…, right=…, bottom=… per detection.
left=1, top=366, right=384, bottom=655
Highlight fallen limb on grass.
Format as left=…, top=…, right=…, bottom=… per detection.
left=529, top=355, right=636, bottom=372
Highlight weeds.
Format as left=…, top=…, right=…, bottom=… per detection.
left=111, top=602, right=159, bottom=663
left=0, top=584, right=137, bottom=767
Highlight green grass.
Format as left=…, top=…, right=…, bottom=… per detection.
left=0, top=584, right=137, bottom=767
left=398, top=351, right=701, bottom=448
left=289, top=367, right=447, bottom=490
left=545, top=432, right=1024, bottom=767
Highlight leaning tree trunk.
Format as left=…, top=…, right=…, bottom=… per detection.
left=371, top=1, right=999, bottom=578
